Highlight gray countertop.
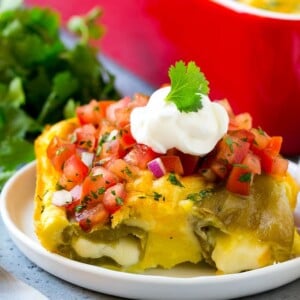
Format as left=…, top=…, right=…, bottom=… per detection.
left=1, top=53, right=300, bottom=300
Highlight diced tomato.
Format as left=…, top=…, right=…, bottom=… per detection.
left=100, top=139, right=125, bottom=160
left=250, top=128, right=271, bottom=150
left=103, top=183, right=127, bottom=214
left=241, top=152, right=261, bottom=175
left=216, top=135, right=250, bottom=165
left=108, top=159, right=139, bottom=181
left=229, top=129, right=255, bottom=144
left=259, top=149, right=288, bottom=176
left=63, top=154, right=89, bottom=184
left=177, top=152, right=200, bottom=175
left=231, top=113, right=252, bottom=130
left=160, top=155, right=184, bottom=175
left=268, top=156, right=288, bottom=176
left=74, top=124, right=97, bottom=152
left=98, top=119, right=116, bottom=137
left=76, top=100, right=104, bottom=126
left=266, top=136, right=283, bottom=156
left=47, top=137, right=76, bottom=172
left=115, top=106, right=131, bottom=128
left=65, top=198, right=80, bottom=218
left=81, top=166, right=119, bottom=203
left=124, top=144, right=159, bottom=169
left=99, top=100, right=116, bottom=117
left=106, top=96, right=131, bottom=123
left=76, top=203, right=109, bottom=231
left=57, top=174, right=77, bottom=191
left=119, top=125, right=136, bottom=150
left=226, top=165, right=253, bottom=196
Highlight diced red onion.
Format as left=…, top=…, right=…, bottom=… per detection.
left=52, top=190, right=73, bottom=206
left=81, top=151, right=94, bottom=168
left=147, top=158, right=166, bottom=178
left=70, top=184, right=82, bottom=200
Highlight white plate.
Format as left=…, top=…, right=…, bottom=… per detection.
left=1, top=161, right=300, bottom=300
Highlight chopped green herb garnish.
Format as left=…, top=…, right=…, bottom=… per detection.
left=97, top=187, right=105, bottom=195
left=257, top=127, right=266, bottom=136
left=168, top=173, right=184, bottom=187
left=122, top=166, right=132, bottom=177
left=152, top=191, right=165, bottom=201
left=239, top=172, right=252, bottom=183
left=96, top=132, right=110, bottom=155
left=75, top=205, right=86, bottom=212
left=115, top=197, right=124, bottom=205
left=225, top=137, right=235, bottom=153
left=187, top=188, right=214, bottom=202
left=166, top=61, right=209, bottom=113
left=91, top=190, right=98, bottom=199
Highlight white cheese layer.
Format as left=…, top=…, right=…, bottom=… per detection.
left=72, top=237, right=140, bottom=267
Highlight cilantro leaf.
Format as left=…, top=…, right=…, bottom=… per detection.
left=166, top=61, right=209, bottom=113
left=0, top=3, right=119, bottom=190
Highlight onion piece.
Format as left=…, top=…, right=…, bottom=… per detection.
left=147, top=157, right=166, bottom=178
left=52, top=190, right=73, bottom=206
left=70, top=184, right=82, bottom=200
left=81, top=151, right=94, bottom=168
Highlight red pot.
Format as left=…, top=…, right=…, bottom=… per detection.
left=26, top=0, right=300, bottom=154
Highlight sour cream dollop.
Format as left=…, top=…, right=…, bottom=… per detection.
left=130, top=86, right=229, bottom=156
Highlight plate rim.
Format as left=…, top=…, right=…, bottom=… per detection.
left=1, top=161, right=300, bottom=299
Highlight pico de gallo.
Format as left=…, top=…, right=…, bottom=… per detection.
left=47, top=94, right=288, bottom=231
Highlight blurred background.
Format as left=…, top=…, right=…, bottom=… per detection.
left=25, top=0, right=300, bottom=155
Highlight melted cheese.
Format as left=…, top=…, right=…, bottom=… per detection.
left=212, top=231, right=271, bottom=274
left=73, top=237, right=140, bottom=266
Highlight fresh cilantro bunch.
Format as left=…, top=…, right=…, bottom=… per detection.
left=0, top=1, right=119, bottom=189
left=166, top=60, right=209, bottom=112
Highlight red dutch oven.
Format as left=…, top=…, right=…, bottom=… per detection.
left=27, top=0, right=300, bottom=155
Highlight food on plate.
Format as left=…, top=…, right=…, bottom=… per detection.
left=237, top=0, right=300, bottom=13
left=34, top=61, right=300, bottom=274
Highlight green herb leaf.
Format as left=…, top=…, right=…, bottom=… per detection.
left=167, top=173, right=184, bottom=187
left=187, top=188, right=214, bottom=203
left=239, top=172, right=252, bottom=183
left=0, top=4, right=119, bottom=190
left=166, top=61, right=209, bottom=113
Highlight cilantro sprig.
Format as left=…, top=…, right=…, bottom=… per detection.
left=0, top=1, right=119, bottom=190
left=166, top=61, right=209, bottom=113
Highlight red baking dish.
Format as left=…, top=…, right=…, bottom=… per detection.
left=26, top=0, right=300, bottom=155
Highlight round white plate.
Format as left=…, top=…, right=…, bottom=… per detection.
left=1, top=161, right=300, bottom=300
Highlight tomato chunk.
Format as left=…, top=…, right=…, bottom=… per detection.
left=103, top=183, right=127, bottom=214
left=108, top=159, right=139, bottom=181
left=216, top=135, right=250, bottom=165
left=124, top=144, right=159, bottom=169
left=81, top=166, right=119, bottom=203
left=226, top=166, right=253, bottom=196
left=63, top=154, right=89, bottom=184
left=160, top=155, right=184, bottom=175
left=76, top=203, right=109, bottom=231
left=76, top=100, right=103, bottom=126
left=74, top=124, right=97, bottom=152
left=47, top=137, right=76, bottom=172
